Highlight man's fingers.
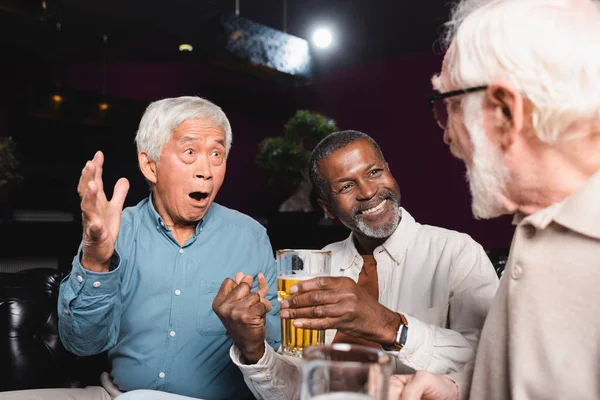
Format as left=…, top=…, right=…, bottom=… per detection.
left=289, top=276, right=345, bottom=294
left=280, top=303, right=345, bottom=320
left=257, top=273, right=269, bottom=298
left=227, top=281, right=253, bottom=302
left=261, top=297, right=273, bottom=312
left=81, top=180, right=100, bottom=223
left=240, top=274, right=254, bottom=287
left=78, top=160, right=96, bottom=198
left=110, top=178, right=130, bottom=211
left=388, top=375, right=412, bottom=400
left=93, top=151, right=105, bottom=193
left=398, top=371, right=459, bottom=400
left=238, top=293, right=265, bottom=311
left=234, top=272, right=244, bottom=284
left=288, top=317, right=340, bottom=330
left=280, top=289, right=339, bottom=310
left=213, top=278, right=238, bottom=309
left=399, top=375, right=427, bottom=400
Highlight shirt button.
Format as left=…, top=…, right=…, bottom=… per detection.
left=523, top=224, right=536, bottom=238
left=159, top=372, right=165, bottom=379
left=178, top=248, right=184, bottom=254
left=407, top=354, right=414, bottom=362
left=92, top=281, right=101, bottom=288
left=175, top=289, right=181, bottom=296
left=512, top=263, right=523, bottom=280
left=169, top=331, right=176, bottom=337
left=77, top=275, right=83, bottom=283
left=64, top=308, right=70, bottom=315
left=156, top=225, right=160, bottom=230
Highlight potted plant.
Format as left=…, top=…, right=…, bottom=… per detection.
left=256, top=110, right=338, bottom=215
left=0, top=136, right=23, bottom=221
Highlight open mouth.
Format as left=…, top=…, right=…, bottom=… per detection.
left=360, top=199, right=387, bottom=215
left=189, top=192, right=209, bottom=202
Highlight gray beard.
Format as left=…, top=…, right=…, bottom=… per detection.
left=353, top=198, right=401, bottom=239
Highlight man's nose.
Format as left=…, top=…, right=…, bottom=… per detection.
left=357, top=180, right=377, bottom=200
left=194, top=155, right=212, bottom=180
left=443, top=129, right=452, bottom=145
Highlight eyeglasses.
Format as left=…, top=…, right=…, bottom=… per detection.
left=426, top=86, right=488, bottom=130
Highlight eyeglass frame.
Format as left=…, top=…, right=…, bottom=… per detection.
left=426, top=85, right=488, bottom=130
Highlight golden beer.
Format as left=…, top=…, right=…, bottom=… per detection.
left=278, top=275, right=326, bottom=357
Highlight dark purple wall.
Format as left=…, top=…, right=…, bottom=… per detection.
left=4, top=53, right=515, bottom=250
left=294, top=52, right=515, bottom=249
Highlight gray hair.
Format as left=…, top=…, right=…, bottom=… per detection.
left=308, top=130, right=384, bottom=201
left=135, top=96, right=233, bottom=162
left=435, top=0, right=600, bottom=143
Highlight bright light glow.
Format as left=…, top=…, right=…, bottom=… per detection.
left=179, top=44, right=193, bottom=52
left=52, top=94, right=63, bottom=103
left=312, top=28, right=332, bottom=48
left=99, top=103, right=110, bottom=111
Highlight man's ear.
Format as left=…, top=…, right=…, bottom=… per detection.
left=317, top=198, right=336, bottom=220
left=138, top=152, right=158, bottom=184
left=485, top=81, right=525, bottom=150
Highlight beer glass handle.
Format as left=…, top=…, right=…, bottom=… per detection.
left=300, top=360, right=329, bottom=399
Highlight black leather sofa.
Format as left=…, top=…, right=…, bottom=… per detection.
left=0, top=249, right=509, bottom=393
left=0, top=268, right=108, bottom=392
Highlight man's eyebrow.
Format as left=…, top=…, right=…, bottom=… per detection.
left=178, top=135, right=198, bottom=145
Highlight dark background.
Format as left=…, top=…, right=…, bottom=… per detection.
left=0, top=0, right=514, bottom=268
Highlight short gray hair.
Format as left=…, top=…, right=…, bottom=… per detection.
left=135, top=96, right=233, bottom=162
left=435, top=0, right=600, bottom=143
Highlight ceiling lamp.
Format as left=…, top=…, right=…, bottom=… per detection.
left=312, top=28, right=332, bottom=48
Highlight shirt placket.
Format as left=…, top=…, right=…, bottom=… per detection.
left=155, top=244, right=186, bottom=390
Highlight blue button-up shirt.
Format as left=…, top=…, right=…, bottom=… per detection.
left=58, top=198, right=281, bottom=399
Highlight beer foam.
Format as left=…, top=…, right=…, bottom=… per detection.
left=278, top=274, right=328, bottom=281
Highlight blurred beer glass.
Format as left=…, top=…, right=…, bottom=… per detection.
left=301, top=343, right=392, bottom=400
left=276, top=249, right=332, bottom=357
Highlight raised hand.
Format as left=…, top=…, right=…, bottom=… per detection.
left=388, top=372, right=459, bottom=400
left=279, top=276, right=400, bottom=344
left=213, top=273, right=271, bottom=363
left=77, top=151, right=129, bottom=272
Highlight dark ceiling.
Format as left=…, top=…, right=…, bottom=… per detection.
left=1, top=0, right=452, bottom=72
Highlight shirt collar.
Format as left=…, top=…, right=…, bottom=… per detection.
left=339, top=207, right=415, bottom=270
left=552, top=168, right=600, bottom=239
left=146, top=194, right=208, bottom=236
left=516, top=168, right=600, bottom=240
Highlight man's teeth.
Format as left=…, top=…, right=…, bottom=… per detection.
left=361, top=199, right=387, bottom=215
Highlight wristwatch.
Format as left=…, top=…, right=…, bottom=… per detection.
left=382, top=313, right=408, bottom=351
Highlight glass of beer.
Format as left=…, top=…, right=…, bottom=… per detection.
left=276, top=249, right=332, bottom=357
left=300, top=343, right=393, bottom=400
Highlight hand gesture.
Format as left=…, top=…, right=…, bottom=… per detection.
left=77, top=151, right=129, bottom=272
left=388, top=372, right=459, bottom=400
left=212, top=272, right=272, bottom=363
left=279, top=276, right=400, bottom=344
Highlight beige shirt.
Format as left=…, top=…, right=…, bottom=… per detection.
left=232, top=208, right=499, bottom=400
left=459, top=169, right=600, bottom=400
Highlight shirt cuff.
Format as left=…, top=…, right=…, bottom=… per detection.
left=69, top=250, right=122, bottom=297
left=395, top=313, right=433, bottom=370
left=230, top=341, right=276, bottom=381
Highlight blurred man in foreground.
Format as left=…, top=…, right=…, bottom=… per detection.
left=390, top=0, right=600, bottom=399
